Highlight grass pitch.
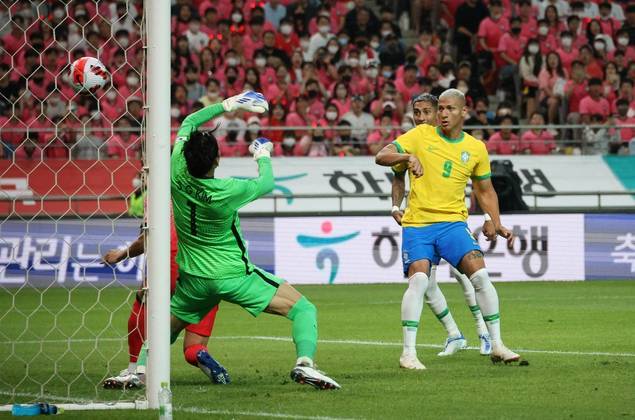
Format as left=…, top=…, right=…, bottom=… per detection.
left=1, top=281, right=634, bottom=419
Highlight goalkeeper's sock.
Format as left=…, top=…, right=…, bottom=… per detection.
left=454, top=269, right=489, bottom=336
left=184, top=344, right=207, bottom=367
left=127, top=300, right=146, bottom=363
left=401, top=272, right=428, bottom=354
left=128, top=362, right=137, bottom=374
left=469, top=269, right=501, bottom=345
left=286, top=296, right=318, bottom=360
left=425, top=268, right=460, bottom=337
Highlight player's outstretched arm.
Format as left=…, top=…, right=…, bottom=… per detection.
left=177, top=91, right=269, bottom=140
left=472, top=178, right=514, bottom=247
left=391, top=170, right=406, bottom=225
left=102, top=233, right=145, bottom=265
left=375, top=144, right=423, bottom=177
left=227, top=138, right=275, bottom=210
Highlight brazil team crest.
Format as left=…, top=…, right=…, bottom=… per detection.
left=460, top=151, right=470, bottom=163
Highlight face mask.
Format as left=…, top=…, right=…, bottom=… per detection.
left=227, top=75, right=237, bottom=84
left=127, top=76, right=139, bottom=86
left=366, top=68, right=378, bottom=78
left=348, top=58, right=359, bottom=67
left=106, top=90, right=117, bottom=101
left=382, top=70, right=393, bottom=78
left=255, top=57, right=266, bottom=67
left=381, top=30, right=392, bottom=38
left=53, top=9, right=64, bottom=19
left=283, top=137, right=296, bottom=147
left=491, top=13, right=501, bottom=20
left=325, top=111, right=337, bottom=121
left=338, top=37, right=349, bottom=46
left=300, top=39, right=310, bottom=49
left=538, top=26, right=548, bottom=36
left=457, top=85, right=468, bottom=94
left=118, top=37, right=129, bottom=48
left=232, top=13, right=243, bottom=23
left=280, top=24, right=292, bottom=35
left=327, top=45, right=339, bottom=54
left=370, top=41, right=379, bottom=49
left=190, top=24, right=200, bottom=33
left=170, top=108, right=180, bottom=118
left=227, top=57, right=238, bottom=66
left=528, top=44, right=540, bottom=54
left=561, top=37, right=572, bottom=48
left=511, top=27, right=521, bottom=35
left=208, top=90, right=218, bottom=97
left=594, top=41, right=605, bottom=51
left=319, top=25, right=330, bottom=34
left=618, top=37, right=629, bottom=47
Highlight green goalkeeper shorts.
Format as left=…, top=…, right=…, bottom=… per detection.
left=171, top=267, right=284, bottom=324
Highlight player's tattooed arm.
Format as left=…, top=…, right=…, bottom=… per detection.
left=391, top=171, right=406, bottom=225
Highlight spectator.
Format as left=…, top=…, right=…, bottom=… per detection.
left=74, top=115, right=105, bottom=160
left=342, top=95, right=374, bottom=153
left=331, top=119, right=356, bottom=156
left=578, top=0, right=599, bottom=20
left=218, top=125, right=248, bottom=157
left=520, top=112, right=557, bottom=155
left=263, top=102, right=287, bottom=144
left=215, top=110, right=247, bottom=143
left=487, top=115, right=520, bottom=155
left=580, top=78, right=611, bottom=124
left=184, top=66, right=206, bottom=103
left=477, top=0, right=509, bottom=66
left=275, top=17, right=300, bottom=57
left=612, top=79, right=635, bottom=115
left=395, top=64, right=421, bottom=104
left=323, top=101, right=341, bottom=142
left=414, top=28, right=438, bottom=76
left=519, top=40, right=543, bottom=119
left=610, top=29, right=635, bottom=62
left=537, top=0, right=570, bottom=20
left=623, top=5, right=635, bottom=45
left=13, top=138, right=43, bottom=160
left=367, top=112, right=400, bottom=155
left=297, top=126, right=331, bottom=157
left=598, top=2, right=621, bottom=38
left=535, top=19, right=558, bottom=54
left=331, top=81, right=352, bottom=117
left=538, top=51, right=567, bottom=125
left=579, top=44, right=604, bottom=80
left=614, top=98, right=635, bottom=145
left=603, top=61, right=620, bottom=101
left=264, top=0, right=286, bottom=29
left=566, top=15, right=588, bottom=49
left=307, top=15, right=334, bottom=61
left=285, top=95, right=314, bottom=138
left=564, top=60, right=589, bottom=138
left=378, top=34, right=405, bottom=68
left=556, top=31, right=578, bottom=74
left=582, top=113, right=614, bottom=154
left=498, top=17, right=526, bottom=102
left=184, top=17, right=209, bottom=54
left=454, top=0, right=489, bottom=61
left=518, top=0, right=537, bottom=39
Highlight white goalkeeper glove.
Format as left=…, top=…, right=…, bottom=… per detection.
left=222, top=91, right=269, bottom=113
left=249, top=137, right=274, bottom=160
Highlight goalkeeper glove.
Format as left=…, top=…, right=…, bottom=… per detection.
left=249, top=137, right=274, bottom=160
left=222, top=91, right=269, bottom=113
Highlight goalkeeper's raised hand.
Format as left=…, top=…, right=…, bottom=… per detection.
left=249, top=137, right=274, bottom=160
left=222, top=91, right=269, bottom=113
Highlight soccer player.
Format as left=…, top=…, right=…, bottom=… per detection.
left=376, top=88, right=520, bottom=369
left=168, top=91, right=340, bottom=390
left=390, top=94, right=491, bottom=360
left=101, top=220, right=229, bottom=389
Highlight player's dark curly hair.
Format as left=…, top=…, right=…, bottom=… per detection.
left=183, top=130, right=219, bottom=178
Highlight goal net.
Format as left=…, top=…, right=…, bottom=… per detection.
left=0, top=0, right=166, bottom=411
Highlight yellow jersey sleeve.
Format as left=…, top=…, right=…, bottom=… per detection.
left=471, top=141, right=491, bottom=180
left=392, top=127, right=420, bottom=155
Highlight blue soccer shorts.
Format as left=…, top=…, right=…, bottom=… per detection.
left=401, top=222, right=481, bottom=274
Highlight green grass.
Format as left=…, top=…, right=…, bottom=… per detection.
left=1, top=281, right=634, bottom=419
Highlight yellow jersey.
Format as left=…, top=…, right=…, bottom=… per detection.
left=392, top=124, right=491, bottom=226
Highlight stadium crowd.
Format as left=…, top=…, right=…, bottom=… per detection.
left=0, top=0, right=634, bottom=160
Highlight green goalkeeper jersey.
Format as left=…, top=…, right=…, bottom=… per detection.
left=171, top=103, right=274, bottom=279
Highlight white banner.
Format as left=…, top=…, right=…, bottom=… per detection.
left=273, top=214, right=585, bottom=284
left=218, top=156, right=633, bottom=212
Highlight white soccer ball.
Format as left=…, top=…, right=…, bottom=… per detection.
left=69, top=56, right=109, bottom=93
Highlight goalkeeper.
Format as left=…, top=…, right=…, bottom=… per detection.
left=169, top=91, right=340, bottom=390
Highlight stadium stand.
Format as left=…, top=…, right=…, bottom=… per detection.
left=0, top=0, right=633, bottom=158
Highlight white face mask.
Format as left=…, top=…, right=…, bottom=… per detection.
left=366, top=68, right=378, bottom=78
left=106, top=90, right=117, bottom=101
left=528, top=44, right=540, bottom=54
left=208, top=90, right=219, bottom=97
left=282, top=137, right=296, bottom=147
left=170, top=108, right=180, bottom=118
left=118, top=37, right=129, bottom=48
left=319, top=25, right=330, bottom=35
left=338, top=37, right=349, bottom=46
left=227, top=57, right=238, bottom=66
left=618, top=37, right=629, bottom=47
left=370, top=41, right=380, bottom=49
left=325, top=111, right=338, bottom=121
left=327, top=45, right=339, bottom=54
left=457, top=84, right=469, bottom=94
left=190, top=24, right=200, bottom=33
left=348, top=58, right=359, bottom=67
left=381, top=30, right=392, bottom=37
left=53, top=9, right=64, bottom=19
left=538, top=26, right=549, bottom=36
left=561, top=37, right=572, bottom=48
left=232, top=13, right=243, bottom=23
left=255, top=57, right=266, bottom=67
left=280, top=24, right=292, bottom=35
left=300, top=39, right=310, bottom=50
left=594, top=41, right=605, bottom=51
left=126, top=76, right=139, bottom=86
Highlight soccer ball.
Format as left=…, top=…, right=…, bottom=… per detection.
left=69, top=57, right=109, bottom=93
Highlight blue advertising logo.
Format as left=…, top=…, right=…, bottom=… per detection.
left=584, top=214, right=635, bottom=280
left=297, top=221, right=359, bottom=284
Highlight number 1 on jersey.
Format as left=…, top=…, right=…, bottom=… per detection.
left=187, top=200, right=197, bottom=236
left=442, top=160, right=453, bottom=178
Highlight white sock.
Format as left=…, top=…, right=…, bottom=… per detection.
left=453, top=268, right=489, bottom=336
left=425, top=267, right=460, bottom=337
left=296, top=356, right=314, bottom=368
left=469, top=268, right=502, bottom=346
left=128, top=362, right=137, bottom=374
left=401, top=271, right=429, bottom=355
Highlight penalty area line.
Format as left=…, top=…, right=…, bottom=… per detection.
left=214, top=335, right=635, bottom=358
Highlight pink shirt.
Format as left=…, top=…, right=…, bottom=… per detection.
left=487, top=132, right=521, bottom=155
left=615, top=116, right=635, bottom=141
left=520, top=17, right=538, bottom=39
left=599, top=17, right=621, bottom=37
left=498, top=34, right=527, bottom=64
left=218, top=138, right=248, bottom=157
left=414, top=44, right=439, bottom=75
left=538, top=69, right=567, bottom=100
left=555, top=47, right=578, bottom=73
left=332, top=98, right=351, bottom=117
left=13, top=144, right=43, bottom=160
left=579, top=95, right=611, bottom=119
left=478, top=17, right=510, bottom=52
left=395, top=79, right=422, bottom=104
left=520, top=130, right=556, bottom=155
left=565, top=80, right=588, bottom=113
left=608, top=46, right=635, bottom=63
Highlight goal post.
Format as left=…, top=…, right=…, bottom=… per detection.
left=144, top=0, right=172, bottom=409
